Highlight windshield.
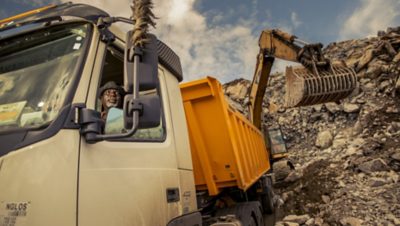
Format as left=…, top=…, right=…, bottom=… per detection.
left=0, top=23, right=90, bottom=132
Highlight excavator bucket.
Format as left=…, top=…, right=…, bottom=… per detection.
left=285, top=64, right=357, bottom=107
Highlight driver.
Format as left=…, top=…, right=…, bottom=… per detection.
left=99, top=81, right=125, bottom=121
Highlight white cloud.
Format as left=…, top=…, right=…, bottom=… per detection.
left=63, top=0, right=263, bottom=82
left=63, top=0, right=300, bottom=82
left=339, top=0, right=400, bottom=40
left=290, top=12, right=302, bottom=28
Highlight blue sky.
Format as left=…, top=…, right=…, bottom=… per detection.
left=2, top=0, right=400, bottom=82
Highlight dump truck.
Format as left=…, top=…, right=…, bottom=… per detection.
left=0, top=2, right=356, bottom=226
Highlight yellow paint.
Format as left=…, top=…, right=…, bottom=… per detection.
left=0, top=5, right=56, bottom=25
left=180, top=77, right=271, bottom=196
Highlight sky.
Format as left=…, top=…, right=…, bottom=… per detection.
left=2, top=0, right=400, bottom=82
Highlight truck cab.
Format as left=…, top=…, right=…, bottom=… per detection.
left=0, top=3, right=199, bottom=226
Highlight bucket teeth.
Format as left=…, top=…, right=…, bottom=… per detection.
left=285, top=64, right=357, bottom=107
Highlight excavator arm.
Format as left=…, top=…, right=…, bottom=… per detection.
left=248, top=29, right=357, bottom=129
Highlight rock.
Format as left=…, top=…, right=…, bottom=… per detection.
left=325, top=102, right=341, bottom=114
left=343, top=103, right=360, bottom=113
left=386, top=213, right=400, bottom=225
left=393, top=52, right=400, bottom=63
left=313, top=104, right=323, bottom=112
left=315, top=130, right=333, bottom=149
left=321, top=195, right=331, bottom=204
left=351, top=121, right=363, bottom=136
left=386, top=105, right=400, bottom=113
left=369, top=178, right=387, bottom=187
left=278, top=107, right=286, bottom=113
left=365, top=65, right=382, bottom=79
left=396, top=76, right=400, bottom=93
left=383, top=41, right=397, bottom=56
left=224, top=81, right=248, bottom=100
left=283, top=222, right=299, bottom=226
left=391, top=153, right=400, bottom=161
left=378, top=80, right=392, bottom=92
left=332, top=138, right=347, bottom=150
left=305, top=218, right=315, bottom=226
left=364, top=82, right=375, bottom=90
left=275, top=221, right=285, bottom=226
left=340, top=217, right=363, bottom=226
left=388, top=171, right=400, bottom=183
left=387, top=26, right=400, bottom=33
left=284, top=170, right=303, bottom=183
left=377, top=30, right=386, bottom=37
left=345, top=147, right=360, bottom=157
left=269, top=102, right=280, bottom=113
left=314, top=217, right=324, bottom=226
left=225, top=97, right=244, bottom=113
left=282, top=214, right=310, bottom=224
left=356, top=49, right=374, bottom=72
left=281, top=191, right=294, bottom=202
left=351, top=138, right=365, bottom=147
left=358, top=158, right=390, bottom=173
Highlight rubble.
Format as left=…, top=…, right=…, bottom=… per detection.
left=223, top=25, right=400, bottom=226
left=282, top=215, right=310, bottom=224
left=315, top=130, right=333, bottom=149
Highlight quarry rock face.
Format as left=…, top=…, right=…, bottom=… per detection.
left=223, top=26, right=400, bottom=226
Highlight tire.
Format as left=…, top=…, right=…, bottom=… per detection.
left=248, top=216, right=257, bottom=226
left=260, top=188, right=275, bottom=214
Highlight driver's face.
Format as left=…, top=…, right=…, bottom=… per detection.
left=102, top=89, right=121, bottom=108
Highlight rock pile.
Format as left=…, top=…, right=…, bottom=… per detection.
left=223, top=26, right=400, bottom=225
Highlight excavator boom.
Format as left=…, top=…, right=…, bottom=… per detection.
left=248, top=29, right=357, bottom=129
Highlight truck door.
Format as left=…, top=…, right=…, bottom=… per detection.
left=78, top=41, right=183, bottom=226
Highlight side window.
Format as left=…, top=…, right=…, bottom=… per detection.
left=98, top=45, right=165, bottom=141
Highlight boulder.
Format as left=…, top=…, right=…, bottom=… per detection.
left=392, top=52, right=400, bottom=63
left=304, top=218, right=315, bottom=226
left=340, top=217, right=363, bottom=226
left=284, top=170, right=303, bottom=183
left=325, top=102, right=341, bottom=114
left=282, top=214, right=310, bottom=224
left=343, top=103, right=360, bottom=113
left=356, top=49, right=374, bottom=72
left=368, top=178, right=387, bottom=187
left=391, top=152, right=400, bottom=161
left=315, top=130, right=333, bottom=149
left=365, top=65, right=382, bottom=79
left=321, top=195, right=331, bottom=204
left=224, top=82, right=248, bottom=100
left=358, top=158, right=390, bottom=173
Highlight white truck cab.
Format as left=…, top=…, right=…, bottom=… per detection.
left=0, top=3, right=200, bottom=226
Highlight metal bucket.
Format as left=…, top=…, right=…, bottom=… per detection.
left=285, top=64, right=357, bottom=107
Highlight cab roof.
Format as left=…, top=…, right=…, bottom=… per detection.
left=0, top=2, right=109, bottom=28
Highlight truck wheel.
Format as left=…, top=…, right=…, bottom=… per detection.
left=260, top=188, right=274, bottom=214
left=248, top=216, right=257, bottom=226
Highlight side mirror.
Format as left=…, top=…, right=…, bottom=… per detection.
left=124, top=32, right=159, bottom=93
left=104, top=108, right=124, bottom=134
left=123, top=93, right=161, bottom=129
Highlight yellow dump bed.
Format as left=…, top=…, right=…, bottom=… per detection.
left=180, top=77, right=271, bottom=196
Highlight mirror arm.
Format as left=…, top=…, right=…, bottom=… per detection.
left=83, top=110, right=140, bottom=142
left=92, top=111, right=139, bottom=141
